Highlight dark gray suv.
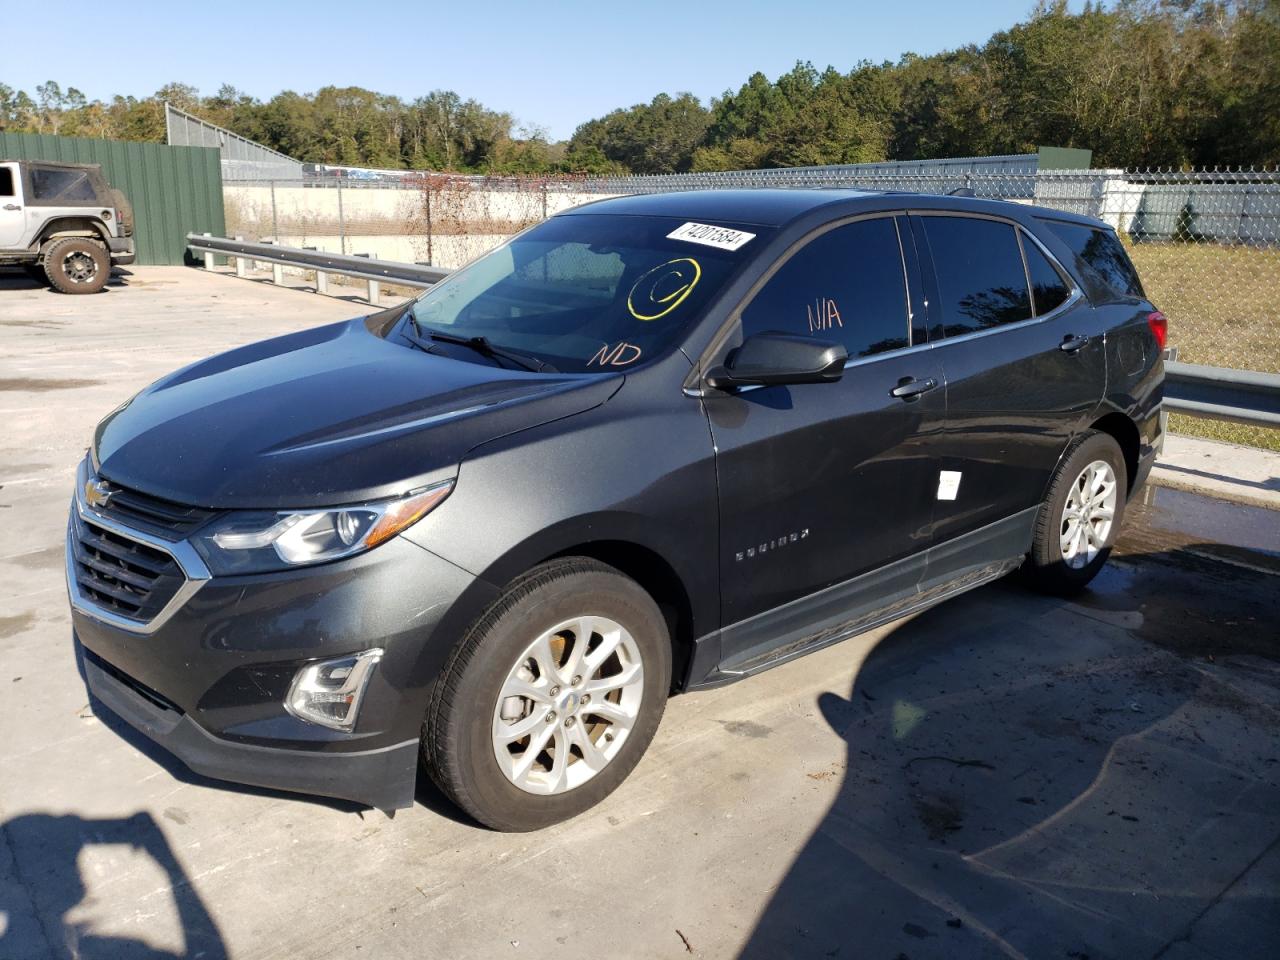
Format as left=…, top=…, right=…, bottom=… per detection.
left=68, top=189, right=1164, bottom=830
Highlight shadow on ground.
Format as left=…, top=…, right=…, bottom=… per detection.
left=741, top=536, right=1280, bottom=959
left=0, top=811, right=227, bottom=959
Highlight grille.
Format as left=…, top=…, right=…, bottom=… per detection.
left=70, top=510, right=186, bottom=623
left=90, top=480, right=217, bottom=540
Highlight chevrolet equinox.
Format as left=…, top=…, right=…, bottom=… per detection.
left=68, top=189, right=1165, bottom=831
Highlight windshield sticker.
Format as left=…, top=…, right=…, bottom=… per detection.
left=667, top=222, right=756, bottom=251
left=807, top=297, right=844, bottom=333
left=627, top=258, right=702, bottom=321
left=589, top=341, right=643, bottom=367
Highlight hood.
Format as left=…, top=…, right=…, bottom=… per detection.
left=94, top=318, right=621, bottom=508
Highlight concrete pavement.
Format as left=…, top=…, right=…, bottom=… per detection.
left=1, top=266, right=1277, bottom=960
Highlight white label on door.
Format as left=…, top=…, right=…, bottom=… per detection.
left=666, top=222, right=756, bottom=251
left=937, top=470, right=962, bottom=501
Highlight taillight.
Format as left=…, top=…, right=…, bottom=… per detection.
left=1147, top=310, right=1168, bottom=350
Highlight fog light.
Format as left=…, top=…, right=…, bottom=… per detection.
left=285, top=649, right=383, bottom=732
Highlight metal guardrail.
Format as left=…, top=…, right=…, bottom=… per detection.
left=1163, top=360, right=1280, bottom=428
left=186, top=233, right=450, bottom=302
left=187, top=234, right=1277, bottom=431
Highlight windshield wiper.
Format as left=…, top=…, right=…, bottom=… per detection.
left=415, top=322, right=556, bottom=373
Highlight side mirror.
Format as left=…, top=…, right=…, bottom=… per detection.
left=706, top=332, right=848, bottom=390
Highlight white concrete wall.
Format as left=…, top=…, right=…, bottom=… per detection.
left=273, top=233, right=511, bottom=270
left=224, top=184, right=613, bottom=236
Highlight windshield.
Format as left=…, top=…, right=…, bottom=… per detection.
left=400, top=214, right=770, bottom=373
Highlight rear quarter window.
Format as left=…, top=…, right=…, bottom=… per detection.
left=29, top=167, right=97, bottom=203
left=1040, top=220, right=1145, bottom=303
left=920, top=216, right=1033, bottom=337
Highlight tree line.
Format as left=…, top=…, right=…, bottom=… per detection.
left=2, top=1, right=1276, bottom=174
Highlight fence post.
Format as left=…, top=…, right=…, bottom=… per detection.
left=337, top=179, right=346, bottom=256
left=234, top=235, right=247, bottom=277
left=270, top=180, right=279, bottom=241
left=425, top=186, right=433, bottom=265
left=303, top=245, right=328, bottom=295
left=356, top=252, right=378, bottom=303
left=260, top=238, right=282, bottom=285
left=201, top=232, right=214, bottom=270
left=541, top=181, right=548, bottom=220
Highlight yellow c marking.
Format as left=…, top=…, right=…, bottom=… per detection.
left=627, top=258, right=702, bottom=321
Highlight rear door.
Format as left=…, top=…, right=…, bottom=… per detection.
left=705, top=214, right=945, bottom=664
left=912, top=212, right=1107, bottom=545
left=0, top=164, right=24, bottom=246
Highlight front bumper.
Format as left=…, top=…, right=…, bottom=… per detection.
left=79, top=641, right=420, bottom=810
left=68, top=484, right=500, bottom=810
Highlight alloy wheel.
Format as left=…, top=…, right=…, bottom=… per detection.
left=491, top=615, right=644, bottom=795
left=63, top=251, right=99, bottom=284
left=1060, top=459, right=1117, bottom=569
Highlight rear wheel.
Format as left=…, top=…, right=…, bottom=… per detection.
left=43, top=237, right=109, bottom=294
left=1025, top=430, right=1127, bottom=595
left=424, top=558, right=671, bottom=831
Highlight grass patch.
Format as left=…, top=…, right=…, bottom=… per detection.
left=1128, top=241, right=1279, bottom=450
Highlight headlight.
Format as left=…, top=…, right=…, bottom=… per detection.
left=193, top=480, right=452, bottom=575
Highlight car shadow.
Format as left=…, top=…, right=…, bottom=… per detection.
left=738, top=543, right=1280, bottom=959
left=0, top=811, right=228, bottom=960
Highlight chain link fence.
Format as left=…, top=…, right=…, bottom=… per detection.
left=223, top=166, right=1279, bottom=448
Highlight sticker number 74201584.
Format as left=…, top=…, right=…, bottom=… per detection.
left=666, top=222, right=756, bottom=251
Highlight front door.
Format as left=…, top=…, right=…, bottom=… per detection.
left=702, top=215, right=945, bottom=667
left=0, top=164, right=25, bottom=246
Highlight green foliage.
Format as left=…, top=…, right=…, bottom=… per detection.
left=567, top=93, right=710, bottom=174
left=1, top=1, right=1276, bottom=174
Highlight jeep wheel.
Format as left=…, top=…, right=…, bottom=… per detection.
left=1024, top=429, right=1127, bottom=596
left=424, top=558, right=671, bottom=831
left=44, top=237, right=109, bottom=294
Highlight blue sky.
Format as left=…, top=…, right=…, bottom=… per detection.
left=4, top=0, right=1073, bottom=140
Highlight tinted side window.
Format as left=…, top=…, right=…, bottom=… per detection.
left=921, top=217, right=1032, bottom=337
left=1042, top=220, right=1144, bottom=302
left=741, top=217, right=909, bottom=360
left=0, top=168, right=13, bottom=197
left=29, top=167, right=96, bottom=202
left=1021, top=234, right=1072, bottom=315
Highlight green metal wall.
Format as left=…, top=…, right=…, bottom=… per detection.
left=0, top=131, right=225, bottom=265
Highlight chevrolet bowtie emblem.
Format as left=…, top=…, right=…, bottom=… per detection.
left=84, top=477, right=114, bottom=510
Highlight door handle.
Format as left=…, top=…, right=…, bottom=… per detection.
left=890, top=376, right=939, bottom=401
left=1059, top=334, right=1090, bottom=354
left=2, top=204, right=20, bottom=211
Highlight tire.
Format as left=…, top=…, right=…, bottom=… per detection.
left=1024, top=429, right=1127, bottom=596
left=424, top=558, right=671, bottom=831
left=42, top=237, right=109, bottom=294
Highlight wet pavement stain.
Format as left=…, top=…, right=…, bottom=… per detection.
left=0, top=378, right=102, bottom=392
left=1072, top=484, right=1280, bottom=660
left=0, top=612, right=36, bottom=640
left=719, top=719, right=773, bottom=738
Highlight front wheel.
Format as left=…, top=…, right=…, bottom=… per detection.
left=424, top=558, right=671, bottom=831
left=1024, top=430, right=1127, bottom=596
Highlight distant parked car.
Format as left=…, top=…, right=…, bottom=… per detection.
left=0, top=160, right=135, bottom=294
left=68, top=189, right=1165, bottom=830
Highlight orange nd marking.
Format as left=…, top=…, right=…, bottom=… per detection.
left=627, top=258, right=702, bottom=321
